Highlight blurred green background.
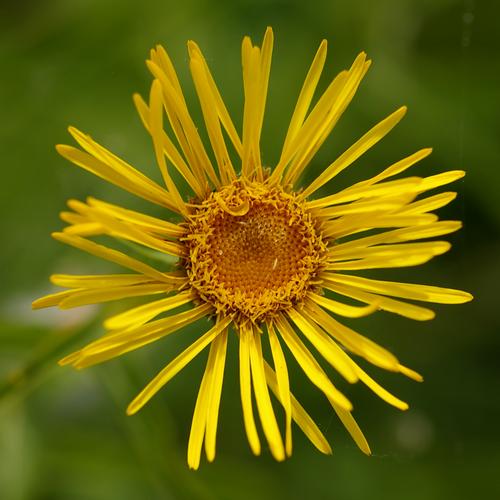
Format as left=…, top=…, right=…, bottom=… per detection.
left=1, top=0, right=498, bottom=498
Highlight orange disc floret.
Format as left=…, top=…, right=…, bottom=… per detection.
left=184, top=179, right=328, bottom=322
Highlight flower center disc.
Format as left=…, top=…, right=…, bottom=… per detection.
left=185, top=181, right=327, bottom=322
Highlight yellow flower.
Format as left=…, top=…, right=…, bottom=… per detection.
left=33, top=27, right=472, bottom=469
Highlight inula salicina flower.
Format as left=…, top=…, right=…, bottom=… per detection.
left=33, top=28, right=472, bottom=469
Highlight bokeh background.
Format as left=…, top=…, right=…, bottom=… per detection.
left=1, top=0, right=498, bottom=498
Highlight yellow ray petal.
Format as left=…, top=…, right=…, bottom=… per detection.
left=254, top=26, right=274, bottom=181
left=304, top=301, right=401, bottom=371
left=332, top=406, right=371, bottom=455
left=80, top=203, right=184, bottom=257
left=60, top=210, right=103, bottom=236
left=62, top=222, right=103, bottom=237
left=187, top=329, right=229, bottom=469
left=149, top=79, right=188, bottom=215
left=133, top=92, right=205, bottom=198
left=308, top=291, right=379, bottom=319
left=51, top=232, right=182, bottom=285
left=302, top=107, right=407, bottom=197
left=295, top=306, right=412, bottom=410
left=87, top=197, right=185, bottom=238
left=50, top=273, right=155, bottom=289
left=267, top=322, right=292, bottom=456
left=85, top=303, right=212, bottom=354
left=321, top=278, right=435, bottom=321
left=61, top=303, right=213, bottom=369
left=249, top=327, right=285, bottom=461
left=349, top=148, right=433, bottom=189
left=103, top=290, right=195, bottom=330
left=316, top=194, right=412, bottom=218
left=399, top=192, right=457, bottom=215
left=241, top=38, right=263, bottom=178
left=150, top=44, right=185, bottom=101
left=189, top=57, right=236, bottom=184
left=58, top=284, right=170, bottom=309
left=127, top=316, right=231, bottom=415
left=284, top=55, right=370, bottom=185
left=326, top=273, right=473, bottom=304
left=330, top=221, right=462, bottom=252
left=417, top=170, right=465, bottom=192
left=275, top=314, right=352, bottom=411
left=323, top=213, right=438, bottom=239
left=60, top=211, right=87, bottom=225
left=205, top=328, right=229, bottom=462
left=273, top=313, right=370, bottom=455
left=297, top=304, right=419, bottom=409
left=32, top=289, right=79, bottom=309
left=278, top=40, right=328, bottom=169
left=186, top=41, right=243, bottom=156
left=271, top=69, right=347, bottom=185
left=329, top=241, right=452, bottom=261
left=287, top=307, right=359, bottom=383
left=264, top=361, right=332, bottom=455
left=56, top=144, right=178, bottom=212
left=355, top=367, right=409, bottom=410
left=67, top=127, right=163, bottom=191
left=187, top=349, right=212, bottom=470
left=147, top=60, right=220, bottom=189
left=67, top=127, right=179, bottom=210
left=240, top=27, right=274, bottom=180
left=239, top=325, right=261, bottom=455
left=307, top=177, right=423, bottom=209
left=325, top=250, right=448, bottom=271
left=66, top=198, right=90, bottom=215
left=398, top=364, right=424, bottom=382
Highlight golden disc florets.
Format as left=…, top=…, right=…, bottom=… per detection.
left=184, top=180, right=328, bottom=323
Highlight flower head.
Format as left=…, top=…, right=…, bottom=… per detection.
left=33, top=28, right=472, bottom=469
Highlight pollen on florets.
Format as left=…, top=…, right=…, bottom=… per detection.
left=183, top=179, right=328, bottom=323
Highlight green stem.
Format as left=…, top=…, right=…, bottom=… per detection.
left=0, top=313, right=103, bottom=402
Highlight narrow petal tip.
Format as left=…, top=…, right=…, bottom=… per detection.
left=132, top=92, right=143, bottom=105
left=417, top=310, right=436, bottom=321
left=126, top=403, right=139, bottom=416
left=55, top=144, right=71, bottom=156
left=58, top=351, right=79, bottom=366
left=67, top=126, right=85, bottom=140
left=447, top=170, right=466, bottom=181
left=31, top=298, right=45, bottom=310
left=460, top=291, right=474, bottom=303
left=251, top=443, right=262, bottom=456
left=398, top=364, right=424, bottom=382
left=398, top=105, right=408, bottom=115
left=51, top=231, right=65, bottom=241
left=187, top=40, right=199, bottom=57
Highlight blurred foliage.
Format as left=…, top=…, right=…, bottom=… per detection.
left=0, top=0, right=498, bottom=498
